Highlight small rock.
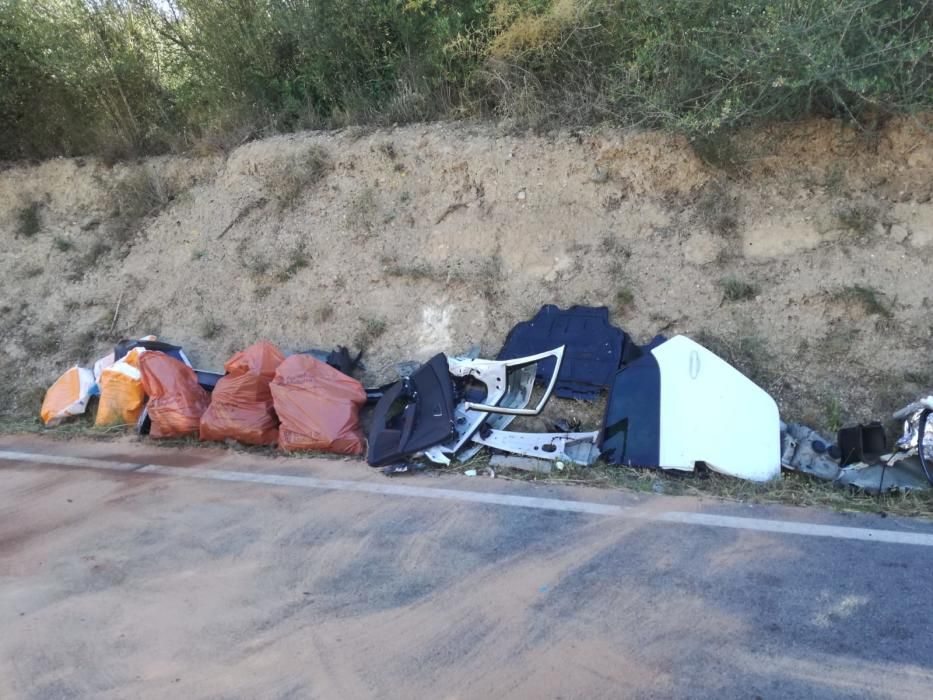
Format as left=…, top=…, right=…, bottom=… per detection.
left=516, top=189, right=526, bottom=201
left=590, top=167, right=609, bottom=184
left=890, top=224, right=909, bottom=244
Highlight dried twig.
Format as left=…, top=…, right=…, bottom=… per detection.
left=109, top=289, right=124, bottom=335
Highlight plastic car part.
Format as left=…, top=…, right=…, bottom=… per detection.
left=837, top=422, right=887, bottom=466
left=423, top=347, right=564, bottom=466
left=601, top=352, right=662, bottom=467
left=601, top=335, right=781, bottom=482
left=453, top=363, right=537, bottom=464
left=114, top=338, right=191, bottom=367
left=780, top=422, right=841, bottom=481
left=472, top=429, right=601, bottom=466
left=194, top=369, right=224, bottom=392
left=366, top=354, right=456, bottom=467
left=497, top=305, right=640, bottom=399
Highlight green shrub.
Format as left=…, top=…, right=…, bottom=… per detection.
left=1, top=1, right=930, bottom=160
left=16, top=201, right=41, bottom=237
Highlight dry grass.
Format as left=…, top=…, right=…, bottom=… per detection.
left=347, top=186, right=379, bottom=232
left=110, top=166, right=177, bottom=221
left=460, top=458, right=933, bottom=519
left=275, top=242, right=310, bottom=281
left=693, top=181, right=739, bottom=237
left=354, top=317, right=387, bottom=349
left=830, top=285, right=893, bottom=318
left=265, top=145, right=332, bottom=209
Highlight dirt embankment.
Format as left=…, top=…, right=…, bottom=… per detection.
left=1, top=118, right=932, bottom=432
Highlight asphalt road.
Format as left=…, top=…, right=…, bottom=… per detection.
left=1, top=436, right=932, bottom=699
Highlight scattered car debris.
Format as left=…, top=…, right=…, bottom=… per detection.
left=497, top=305, right=641, bottom=399
left=39, top=306, right=933, bottom=495
left=475, top=429, right=600, bottom=466
left=367, top=354, right=456, bottom=467
left=894, top=396, right=933, bottom=462
left=836, top=455, right=931, bottom=493
left=114, top=337, right=191, bottom=367
left=837, top=422, right=887, bottom=466
left=299, top=346, right=363, bottom=376
left=489, top=455, right=555, bottom=474
left=781, top=423, right=841, bottom=481
left=423, top=346, right=565, bottom=465
left=602, top=335, right=781, bottom=482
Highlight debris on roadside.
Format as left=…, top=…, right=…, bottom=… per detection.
left=781, top=423, right=841, bottom=481
left=489, top=455, right=554, bottom=474
left=497, top=304, right=643, bottom=399
left=40, top=366, right=95, bottom=426
left=602, top=335, right=781, bottom=482
left=95, top=347, right=148, bottom=427
left=199, top=341, right=285, bottom=446
left=31, top=305, right=933, bottom=496
left=271, top=354, right=366, bottom=454
left=139, top=352, right=210, bottom=439
left=837, top=422, right=887, bottom=466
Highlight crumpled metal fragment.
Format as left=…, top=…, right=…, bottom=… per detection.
left=893, top=395, right=933, bottom=457
left=780, top=422, right=841, bottom=481
left=836, top=454, right=931, bottom=494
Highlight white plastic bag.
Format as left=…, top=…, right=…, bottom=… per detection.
left=40, top=366, right=95, bottom=426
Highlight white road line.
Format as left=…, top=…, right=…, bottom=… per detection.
left=3, top=448, right=933, bottom=546
left=0, top=449, right=146, bottom=472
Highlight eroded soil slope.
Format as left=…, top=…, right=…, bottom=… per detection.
left=2, top=119, right=932, bottom=432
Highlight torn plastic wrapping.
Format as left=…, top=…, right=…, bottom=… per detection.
left=271, top=355, right=367, bottom=454
left=139, top=351, right=210, bottom=438
left=40, top=366, right=95, bottom=426
left=95, top=348, right=148, bottom=427
left=199, top=341, right=285, bottom=446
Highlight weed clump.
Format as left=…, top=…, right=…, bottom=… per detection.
left=832, top=200, right=879, bottom=237
left=719, top=277, right=758, bottom=302
left=16, top=202, right=41, bottom=237
left=355, top=317, right=387, bottom=350
left=831, top=285, right=893, bottom=318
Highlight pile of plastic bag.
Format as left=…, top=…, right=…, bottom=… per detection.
left=39, top=336, right=368, bottom=458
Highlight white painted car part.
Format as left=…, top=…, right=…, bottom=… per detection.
left=423, top=347, right=564, bottom=465
left=652, top=336, right=781, bottom=482
left=472, top=429, right=601, bottom=466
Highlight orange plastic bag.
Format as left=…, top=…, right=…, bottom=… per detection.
left=40, top=366, right=95, bottom=426
left=199, top=340, right=285, bottom=446
left=271, top=354, right=367, bottom=454
left=139, top=351, right=210, bottom=438
left=95, top=349, right=147, bottom=427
